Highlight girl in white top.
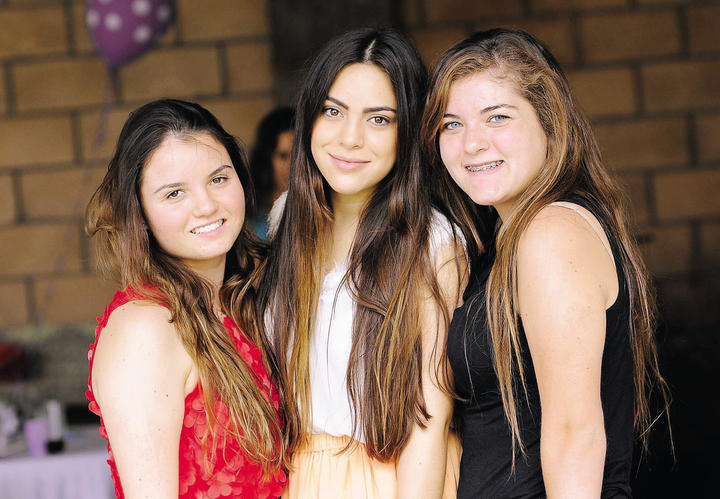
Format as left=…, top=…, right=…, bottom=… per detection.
left=255, top=28, right=466, bottom=498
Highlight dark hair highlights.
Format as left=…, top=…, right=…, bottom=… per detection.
left=253, top=28, right=460, bottom=461
left=422, top=28, right=671, bottom=461
left=86, top=98, right=291, bottom=474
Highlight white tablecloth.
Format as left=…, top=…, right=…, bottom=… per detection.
left=0, top=426, right=114, bottom=499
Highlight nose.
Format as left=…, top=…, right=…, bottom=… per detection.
left=464, top=123, right=489, bottom=155
left=339, top=116, right=363, bottom=149
left=193, top=188, right=218, bottom=217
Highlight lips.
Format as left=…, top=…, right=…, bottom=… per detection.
left=329, top=153, right=370, bottom=171
left=190, top=219, right=224, bottom=234
left=465, top=160, right=503, bottom=172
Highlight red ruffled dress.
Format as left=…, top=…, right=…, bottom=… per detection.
left=86, top=289, right=288, bottom=498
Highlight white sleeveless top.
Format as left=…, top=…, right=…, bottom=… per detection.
left=269, top=193, right=463, bottom=441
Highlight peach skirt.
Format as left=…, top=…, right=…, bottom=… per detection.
left=283, top=432, right=461, bottom=499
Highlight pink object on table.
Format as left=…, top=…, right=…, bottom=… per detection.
left=23, top=417, right=49, bottom=457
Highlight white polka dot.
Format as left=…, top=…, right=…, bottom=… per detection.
left=157, top=4, right=171, bottom=23
left=133, top=25, right=152, bottom=44
left=86, top=10, right=100, bottom=28
left=104, top=12, right=122, bottom=32
left=132, top=0, right=151, bottom=17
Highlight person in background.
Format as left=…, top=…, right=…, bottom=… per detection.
left=422, top=28, right=671, bottom=498
left=253, top=28, right=466, bottom=498
left=85, top=99, right=291, bottom=498
left=249, top=106, right=295, bottom=238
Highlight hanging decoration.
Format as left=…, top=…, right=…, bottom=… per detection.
left=85, top=0, right=176, bottom=67
left=36, top=2, right=177, bottom=324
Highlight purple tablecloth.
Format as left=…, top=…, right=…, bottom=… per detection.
left=0, top=425, right=113, bottom=499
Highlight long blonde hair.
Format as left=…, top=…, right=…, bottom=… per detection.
left=86, top=99, right=292, bottom=473
left=422, top=29, right=671, bottom=459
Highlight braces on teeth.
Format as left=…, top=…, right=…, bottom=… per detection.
left=466, top=160, right=502, bottom=172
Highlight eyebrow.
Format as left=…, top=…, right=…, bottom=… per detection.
left=153, top=165, right=232, bottom=194
left=326, top=96, right=397, bottom=114
left=443, top=103, right=518, bottom=119
left=208, top=164, right=232, bottom=177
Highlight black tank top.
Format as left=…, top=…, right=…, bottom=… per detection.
left=447, top=197, right=635, bottom=498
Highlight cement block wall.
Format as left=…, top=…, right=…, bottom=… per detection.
left=0, top=0, right=277, bottom=328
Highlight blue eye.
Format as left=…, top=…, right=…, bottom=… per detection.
left=489, top=115, right=509, bottom=123
left=442, top=121, right=462, bottom=131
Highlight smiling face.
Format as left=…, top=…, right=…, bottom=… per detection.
left=310, top=62, right=398, bottom=206
left=139, top=131, right=245, bottom=277
left=438, top=70, right=548, bottom=220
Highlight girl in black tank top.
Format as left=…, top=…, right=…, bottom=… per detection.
left=422, top=28, right=671, bottom=498
left=447, top=196, right=634, bottom=498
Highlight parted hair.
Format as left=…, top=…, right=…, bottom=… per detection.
left=254, top=28, right=455, bottom=461
left=85, top=98, right=291, bottom=473
left=422, top=28, right=671, bottom=460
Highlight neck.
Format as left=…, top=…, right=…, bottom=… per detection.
left=185, top=256, right=226, bottom=305
left=328, top=190, right=368, bottom=267
left=332, top=190, right=367, bottom=226
left=494, top=201, right=512, bottom=223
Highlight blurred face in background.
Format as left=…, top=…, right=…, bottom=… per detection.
left=272, top=130, right=293, bottom=194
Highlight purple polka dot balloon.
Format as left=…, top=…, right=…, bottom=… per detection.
left=85, top=0, right=176, bottom=67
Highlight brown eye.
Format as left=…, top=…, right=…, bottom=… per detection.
left=323, top=107, right=341, bottom=118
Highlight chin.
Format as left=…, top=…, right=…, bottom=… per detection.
left=327, top=180, right=366, bottom=197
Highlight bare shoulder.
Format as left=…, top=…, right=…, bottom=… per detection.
left=98, top=300, right=179, bottom=355
left=430, top=210, right=468, bottom=277
left=518, top=204, right=611, bottom=263
left=91, top=300, right=192, bottom=496
left=92, top=300, right=192, bottom=401
left=432, top=230, right=468, bottom=306
left=517, top=204, right=617, bottom=309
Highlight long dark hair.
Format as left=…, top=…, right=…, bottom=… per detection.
left=254, top=28, right=456, bottom=461
left=422, top=28, right=671, bottom=459
left=249, top=106, right=295, bottom=213
left=86, top=98, right=291, bottom=473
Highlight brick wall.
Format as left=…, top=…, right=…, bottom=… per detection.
left=406, top=0, right=719, bottom=490
left=6, top=1, right=714, bottom=332
left=406, top=0, right=720, bottom=332
left=1, top=1, right=718, bottom=446
left=0, top=0, right=277, bottom=330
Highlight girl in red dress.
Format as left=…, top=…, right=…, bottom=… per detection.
left=85, top=99, right=291, bottom=498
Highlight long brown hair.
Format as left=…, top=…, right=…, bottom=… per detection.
left=422, top=29, right=671, bottom=459
left=85, top=99, right=292, bottom=473
left=255, top=28, right=459, bottom=461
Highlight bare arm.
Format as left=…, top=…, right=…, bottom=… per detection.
left=91, top=301, right=195, bottom=499
left=517, top=206, right=618, bottom=498
left=397, top=240, right=467, bottom=499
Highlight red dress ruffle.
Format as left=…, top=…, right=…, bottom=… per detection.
left=86, top=288, right=287, bottom=498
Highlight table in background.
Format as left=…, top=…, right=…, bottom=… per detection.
left=0, top=425, right=113, bottom=499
